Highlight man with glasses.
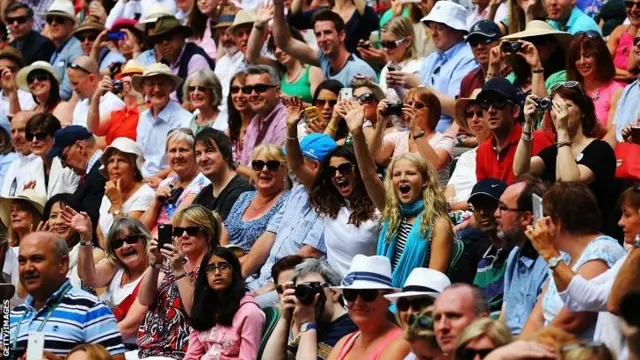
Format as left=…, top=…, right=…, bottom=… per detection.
left=239, top=65, right=288, bottom=165
left=475, top=77, right=552, bottom=184
left=544, top=0, right=601, bottom=35
left=460, top=20, right=502, bottom=98
left=0, top=48, right=36, bottom=119
left=496, top=176, right=548, bottom=335
left=5, top=2, right=55, bottom=64
left=44, top=0, right=83, bottom=101
left=67, top=57, right=124, bottom=130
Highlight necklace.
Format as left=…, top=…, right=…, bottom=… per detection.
left=250, top=195, right=277, bottom=212
left=286, top=65, right=304, bottom=83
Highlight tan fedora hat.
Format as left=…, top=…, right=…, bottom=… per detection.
left=501, top=20, right=573, bottom=51
left=454, top=88, right=482, bottom=132
left=0, top=189, right=46, bottom=229
left=226, top=9, right=255, bottom=34
left=16, top=61, right=61, bottom=91
left=131, top=63, right=183, bottom=92
left=115, top=59, right=144, bottom=80
left=0, top=47, right=24, bottom=68
left=72, top=17, right=105, bottom=37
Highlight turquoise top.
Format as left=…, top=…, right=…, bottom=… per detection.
left=280, top=66, right=313, bottom=103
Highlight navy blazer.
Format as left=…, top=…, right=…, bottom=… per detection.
left=10, top=31, right=56, bottom=65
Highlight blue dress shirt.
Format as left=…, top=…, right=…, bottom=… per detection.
left=50, top=37, right=83, bottom=101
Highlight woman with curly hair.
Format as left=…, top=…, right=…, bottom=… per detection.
left=307, top=143, right=379, bottom=276
left=342, top=100, right=453, bottom=288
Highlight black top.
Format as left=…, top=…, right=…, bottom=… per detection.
left=193, top=174, right=252, bottom=221
left=72, top=161, right=106, bottom=246
left=10, top=30, right=56, bottom=65
left=537, top=140, right=617, bottom=233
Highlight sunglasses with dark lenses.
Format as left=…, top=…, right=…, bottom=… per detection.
left=576, top=30, right=601, bottom=40
left=172, top=226, right=202, bottom=237
left=406, top=101, right=426, bottom=110
left=342, top=288, right=379, bottom=302
left=230, top=85, right=242, bottom=94
left=408, top=314, right=434, bottom=330
left=25, top=131, right=48, bottom=142
left=205, top=262, right=232, bottom=273
left=468, top=36, right=496, bottom=47
left=635, top=37, right=640, bottom=46
left=6, top=15, right=29, bottom=25
left=315, top=98, right=338, bottom=107
left=625, top=0, right=640, bottom=9
left=327, top=163, right=354, bottom=178
left=241, top=84, right=276, bottom=94
left=380, top=38, right=406, bottom=50
left=358, top=93, right=376, bottom=103
left=478, top=99, right=511, bottom=110
left=251, top=160, right=281, bottom=172
left=112, top=235, right=140, bottom=249
left=76, top=33, right=98, bottom=42
left=187, top=86, right=209, bottom=93
left=26, top=71, right=49, bottom=85
left=466, top=109, right=484, bottom=118
left=396, top=297, right=434, bottom=312
left=46, top=15, right=68, bottom=24
left=455, top=348, right=495, bottom=360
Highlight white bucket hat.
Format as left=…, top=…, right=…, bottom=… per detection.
left=99, top=137, right=145, bottom=179
left=421, top=1, right=468, bottom=33
left=139, top=4, right=173, bottom=24
left=16, top=61, right=61, bottom=91
left=384, top=268, right=451, bottom=303
left=44, top=0, right=77, bottom=24
left=332, top=255, right=399, bottom=291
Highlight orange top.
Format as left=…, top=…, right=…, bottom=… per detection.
left=106, top=104, right=141, bottom=145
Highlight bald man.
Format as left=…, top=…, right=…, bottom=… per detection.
left=67, top=56, right=124, bottom=129
left=1, top=111, right=40, bottom=196
left=9, top=232, right=125, bottom=359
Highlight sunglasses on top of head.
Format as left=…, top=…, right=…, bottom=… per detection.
left=112, top=235, right=140, bottom=249
left=241, top=84, right=277, bottom=94
left=172, top=226, right=202, bottom=237
left=251, top=160, right=281, bottom=172
left=327, top=163, right=354, bottom=178
left=342, top=288, right=379, bottom=302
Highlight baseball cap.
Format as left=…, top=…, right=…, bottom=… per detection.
left=477, top=77, right=520, bottom=105
left=285, top=133, right=337, bottom=162
left=468, top=178, right=507, bottom=205
left=48, top=126, right=93, bottom=158
left=467, top=20, right=501, bottom=42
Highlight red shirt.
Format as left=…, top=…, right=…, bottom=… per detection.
left=476, top=123, right=554, bottom=184
left=106, top=104, right=141, bottom=145
left=460, top=67, right=485, bottom=98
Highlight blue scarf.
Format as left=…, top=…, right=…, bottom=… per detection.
left=377, top=200, right=432, bottom=287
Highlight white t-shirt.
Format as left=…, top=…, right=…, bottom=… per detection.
left=446, top=147, right=477, bottom=202
left=0, top=153, right=40, bottom=196
left=73, top=92, right=125, bottom=128
left=215, top=51, right=245, bottom=113
left=99, top=267, right=145, bottom=343
left=98, top=184, right=155, bottom=236
left=379, top=58, right=424, bottom=94
left=0, top=89, right=36, bottom=118
left=324, top=207, right=380, bottom=276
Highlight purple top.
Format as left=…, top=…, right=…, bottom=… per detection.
left=239, top=102, right=287, bottom=165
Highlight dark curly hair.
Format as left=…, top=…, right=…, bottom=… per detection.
left=308, top=145, right=376, bottom=226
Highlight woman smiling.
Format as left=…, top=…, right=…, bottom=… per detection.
left=183, top=69, right=228, bottom=134
left=227, top=71, right=256, bottom=162
left=0, top=189, right=45, bottom=248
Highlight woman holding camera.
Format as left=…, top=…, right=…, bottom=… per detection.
left=514, top=82, right=618, bottom=236
left=140, top=128, right=210, bottom=235
left=138, top=204, right=222, bottom=358
left=184, top=247, right=265, bottom=360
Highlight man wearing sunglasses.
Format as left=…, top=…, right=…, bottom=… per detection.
left=45, top=0, right=83, bottom=101
left=0, top=111, right=40, bottom=196
left=459, top=20, right=502, bottom=99
left=5, top=2, right=55, bottom=65
left=475, top=77, right=553, bottom=184
left=544, top=0, right=601, bottom=35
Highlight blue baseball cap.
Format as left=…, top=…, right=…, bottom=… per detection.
left=468, top=178, right=507, bottom=205
left=285, top=133, right=337, bottom=162
left=48, top=125, right=93, bottom=158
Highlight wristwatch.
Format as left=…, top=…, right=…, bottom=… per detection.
left=548, top=255, right=564, bottom=270
left=80, top=239, right=92, bottom=247
left=300, top=322, right=317, bottom=333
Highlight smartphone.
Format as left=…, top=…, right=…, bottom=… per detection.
left=304, top=106, right=321, bottom=123
left=26, top=333, right=45, bottom=360
left=106, top=30, right=125, bottom=41
left=387, top=63, right=400, bottom=72
left=630, top=126, right=640, bottom=144
left=340, top=88, right=353, bottom=101
left=532, top=193, right=543, bottom=221
left=157, top=224, right=173, bottom=250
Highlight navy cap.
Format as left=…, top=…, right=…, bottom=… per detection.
left=467, top=20, right=501, bottom=42
left=477, top=77, right=519, bottom=104
left=468, top=178, right=507, bottom=204
left=48, top=125, right=93, bottom=158
left=283, top=133, right=337, bottom=162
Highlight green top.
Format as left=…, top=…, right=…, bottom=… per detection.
left=379, top=7, right=410, bottom=28
left=281, top=66, right=313, bottom=103
left=505, top=70, right=567, bottom=93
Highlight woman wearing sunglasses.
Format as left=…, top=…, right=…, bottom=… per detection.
left=607, top=0, right=640, bottom=82
left=328, top=255, right=410, bottom=360
left=454, top=318, right=512, bottom=360
left=565, top=32, right=624, bottom=127
left=222, top=144, right=289, bottom=253
left=227, top=71, right=257, bottom=163
left=185, top=247, right=265, bottom=360
left=299, top=80, right=344, bottom=140
left=371, top=87, right=454, bottom=187
left=380, top=17, right=422, bottom=94
left=515, top=82, right=618, bottom=237
left=138, top=204, right=222, bottom=359
left=14, top=61, right=74, bottom=125
left=140, top=128, right=210, bottom=235
left=76, top=216, right=150, bottom=346
left=182, top=69, right=227, bottom=134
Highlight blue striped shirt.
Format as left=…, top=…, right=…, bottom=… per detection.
left=9, top=279, right=125, bottom=357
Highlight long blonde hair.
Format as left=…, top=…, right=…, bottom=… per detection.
left=382, top=153, right=448, bottom=242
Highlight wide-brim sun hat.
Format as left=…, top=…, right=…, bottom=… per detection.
left=454, top=88, right=482, bottom=132
left=501, top=20, right=573, bottom=52
left=115, top=59, right=144, bottom=80
left=148, top=15, right=193, bottom=41
left=99, top=137, right=145, bottom=178
left=420, top=1, right=468, bottom=33
left=138, top=4, right=173, bottom=25
left=331, top=255, right=399, bottom=291
left=131, top=62, right=183, bottom=93
left=384, top=268, right=451, bottom=302
left=226, top=9, right=255, bottom=34
left=16, top=61, right=61, bottom=91
left=44, top=0, right=77, bottom=24
left=0, top=189, right=46, bottom=229
left=72, top=18, right=105, bottom=36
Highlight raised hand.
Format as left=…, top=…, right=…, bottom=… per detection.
left=255, top=2, right=274, bottom=25
left=105, top=178, right=123, bottom=207
left=284, top=96, right=304, bottom=127
left=159, top=240, right=186, bottom=275
left=279, top=282, right=296, bottom=321
left=147, top=238, right=163, bottom=267
left=155, top=184, right=172, bottom=203
left=96, top=75, right=113, bottom=98
left=524, top=217, right=560, bottom=261
left=386, top=70, right=420, bottom=89
left=517, top=40, right=542, bottom=69
left=0, top=67, right=16, bottom=94
left=341, top=101, right=365, bottom=132
left=60, top=205, right=93, bottom=241
left=523, top=94, right=538, bottom=125
left=403, top=105, right=419, bottom=131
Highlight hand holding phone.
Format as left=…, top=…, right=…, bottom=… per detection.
left=532, top=194, right=543, bottom=222
left=340, top=88, right=353, bottom=101
left=157, top=224, right=173, bottom=251
left=106, top=30, right=125, bottom=41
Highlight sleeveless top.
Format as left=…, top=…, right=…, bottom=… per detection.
left=336, top=327, right=404, bottom=360
left=281, top=66, right=313, bottom=103
left=99, top=267, right=145, bottom=343
left=588, top=80, right=624, bottom=126
left=613, top=31, right=634, bottom=71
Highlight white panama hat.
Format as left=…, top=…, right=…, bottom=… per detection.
left=332, top=255, right=399, bottom=291
left=384, top=268, right=451, bottom=303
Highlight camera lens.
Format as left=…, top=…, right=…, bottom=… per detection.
left=537, top=97, right=552, bottom=110
left=295, top=284, right=314, bottom=305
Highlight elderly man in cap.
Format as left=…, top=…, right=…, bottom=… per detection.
left=5, top=2, right=56, bottom=64
left=48, top=125, right=106, bottom=243
left=149, top=15, right=215, bottom=102
left=67, top=56, right=125, bottom=129
left=460, top=20, right=502, bottom=98
left=45, top=0, right=83, bottom=101
left=9, top=232, right=125, bottom=359
left=1, top=111, right=39, bottom=196
left=0, top=47, right=36, bottom=118
left=133, top=63, right=192, bottom=186
left=213, top=7, right=244, bottom=106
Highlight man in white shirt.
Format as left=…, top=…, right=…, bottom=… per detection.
left=214, top=10, right=248, bottom=109
left=68, top=56, right=125, bottom=129
left=1, top=111, right=40, bottom=196
left=0, top=48, right=36, bottom=119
